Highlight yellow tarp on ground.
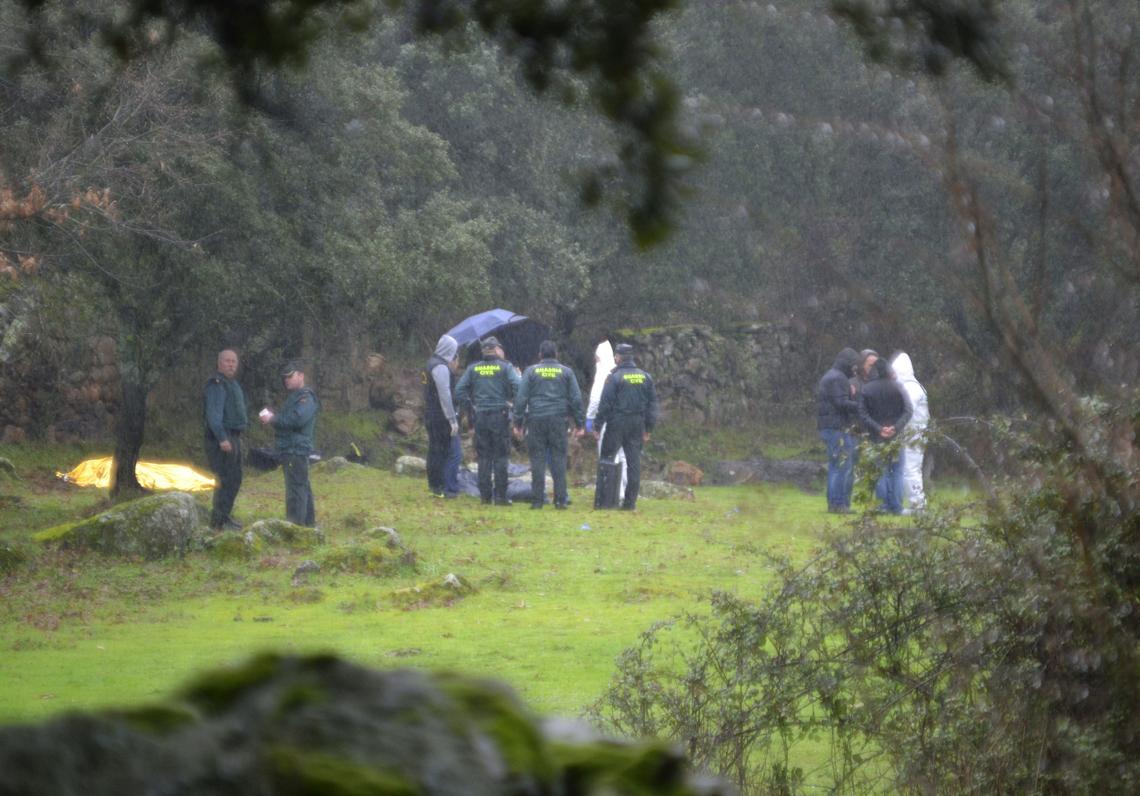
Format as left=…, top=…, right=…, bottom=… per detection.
left=56, top=457, right=216, bottom=492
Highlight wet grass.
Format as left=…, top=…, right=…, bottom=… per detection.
left=0, top=446, right=845, bottom=725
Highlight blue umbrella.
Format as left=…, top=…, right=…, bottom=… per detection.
left=446, top=308, right=529, bottom=346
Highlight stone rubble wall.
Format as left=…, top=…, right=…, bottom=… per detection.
left=0, top=299, right=122, bottom=443
left=0, top=307, right=808, bottom=443
left=613, top=322, right=810, bottom=425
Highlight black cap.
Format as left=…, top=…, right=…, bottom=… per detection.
left=481, top=336, right=502, bottom=351
left=614, top=343, right=634, bottom=356
left=280, top=360, right=304, bottom=377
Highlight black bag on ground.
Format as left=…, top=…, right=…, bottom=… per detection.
left=594, top=458, right=622, bottom=509
left=248, top=447, right=281, bottom=471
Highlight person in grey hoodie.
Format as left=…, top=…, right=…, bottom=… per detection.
left=424, top=334, right=460, bottom=498
left=890, top=351, right=929, bottom=512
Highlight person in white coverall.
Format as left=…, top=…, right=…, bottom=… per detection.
left=586, top=340, right=627, bottom=501
left=890, top=352, right=929, bottom=512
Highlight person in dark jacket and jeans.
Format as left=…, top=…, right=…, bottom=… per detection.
left=816, top=347, right=860, bottom=513
left=858, top=357, right=912, bottom=514
left=423, top=334, right=460, bottom=499
left=594, top=343, right=658, bottom=510
left=513, top=340, right=585, bottom=509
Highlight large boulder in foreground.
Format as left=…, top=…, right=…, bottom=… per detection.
left=0, top=654, right=725, bottom=796
left=33, top=491, right=207, bottom=559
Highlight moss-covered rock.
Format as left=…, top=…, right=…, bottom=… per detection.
left=248, top=519, right=326, bottom=550
left=204, top=529, right=264, bottom=561
left=205, top=521, right=324, bottom=561
left=320, top=542, right=413, bottom=577
left=437, top=673, right=556, bottom=787
left=0, top=653, right=726, bottom=796
left=359, top=526, right=403, bottom=549
left=390, top=572, right=475, bottom=609
left=551, top=737, right=715, bottom=796
left=313, top=456, right=369, bottom=475
left=267, top=746, right=418, bottom=796
left=33, top=491, right=206, bottom=559
left=635, top=480, right=694, bottom=500
left=101, top=704, right=198, bottom=736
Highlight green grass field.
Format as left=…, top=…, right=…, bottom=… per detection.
left=0, top=442, right=845, bottom=726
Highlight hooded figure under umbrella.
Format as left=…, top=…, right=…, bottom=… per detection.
left=586, top=340, right=627, bottom=501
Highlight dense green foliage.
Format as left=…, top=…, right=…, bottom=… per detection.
left=590, top=406, right=1140, bottom=793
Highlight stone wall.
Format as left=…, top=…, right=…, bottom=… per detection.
left=0, top=305, right=809, bottom=442
left=0, top=301, right=122, bottom=444
left=613, top=322, right=809, bottom=425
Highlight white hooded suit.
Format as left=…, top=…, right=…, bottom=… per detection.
left=586, top=340, right=627, bottom=500
left=891, top=352, right=929, bottom=510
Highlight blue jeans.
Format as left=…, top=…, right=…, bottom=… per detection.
left=444, top=435, right=461, bottom=495
left=875, top=449, right=904, bottom=514
left=820, top=429, right=857, bottom=509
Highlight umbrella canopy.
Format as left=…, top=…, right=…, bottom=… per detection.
left=446, top=308, right=529, bottom=346
left=446, top=309, right=549, bottom=367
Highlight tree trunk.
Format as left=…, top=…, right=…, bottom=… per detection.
left=112, top=376, right=148, bottom=498
left=111, top=313, right=151, bottom=499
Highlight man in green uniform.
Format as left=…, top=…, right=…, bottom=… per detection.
left=260, top=361, right=320, bottom=526
left=204, top=349, right=248, bottom=530
left=513, top=340, right=585, bottom=510
left=594, top=343, right=659, bottom=511
left=455, top=336, right=521, bottom=505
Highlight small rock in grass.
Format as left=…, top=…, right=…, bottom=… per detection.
left=394, top=456, right=426, bottom=475
left=291, top=560, right=321, bottom=586
left=360, top=526, right=402, bottom=549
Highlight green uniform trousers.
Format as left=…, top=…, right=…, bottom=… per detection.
left=474, top=408, right=511, bottom=503
left=525, top=416, right=569, bottom=508
left=205, top=433, right=242, bottom=528
left=599, top=415, right=645, bottom=510
left=282, top=454, right=315, bottom=527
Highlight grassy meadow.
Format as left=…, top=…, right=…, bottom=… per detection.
left=0, top=433, right=845, bottom=726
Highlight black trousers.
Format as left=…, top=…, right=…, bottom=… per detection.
left=599, top=415, right=644, bottom=509
left=205, top=432, right=242, bottom=528
left=425, top=415, right=452, bottom=494
left=525, top=415, right=568, bottom=507
left=282, top=453, right=315, bottom=526
left=474, top=409, right=511, bottom=502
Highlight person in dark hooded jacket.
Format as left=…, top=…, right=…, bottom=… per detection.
left=858, top=357, right=912, bottom=514
left=817, top=347, right=861, bottom=513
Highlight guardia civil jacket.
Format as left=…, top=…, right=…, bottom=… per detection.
left=455, top=356, right=521, bottom=413
left=595, top=359, right=658, bottom=431
left=513, top=358, right=584, bottom=426
left=272, top=387, right=320, bottom=455
left=203, top=373, right=248, bottom=442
